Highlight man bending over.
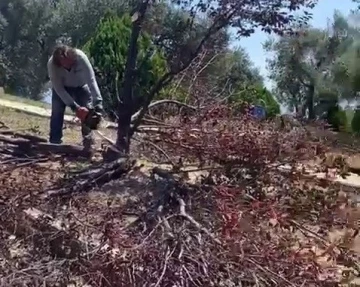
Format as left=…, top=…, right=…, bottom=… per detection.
left=47, top=44, right=103, bottom=151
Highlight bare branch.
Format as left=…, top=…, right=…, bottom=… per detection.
left=130, top=9, right=237, bottom=133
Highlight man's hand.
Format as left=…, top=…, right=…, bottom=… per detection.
left=76, top=106, right=89, bottom=122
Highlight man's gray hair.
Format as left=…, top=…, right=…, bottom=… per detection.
left=52, top=44, right=76, bottom=67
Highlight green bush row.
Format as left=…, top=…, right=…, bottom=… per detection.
left=352, top=109, right=360, bottom=133
left=326, top=105, right=360, bottom=133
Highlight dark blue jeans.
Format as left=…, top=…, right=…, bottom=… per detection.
left=49, top=86, right=93, bottom=147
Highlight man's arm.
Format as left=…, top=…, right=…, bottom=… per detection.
left=77, top=51, right=103, bottom=107
left=47, top=59, right=79, bottom=112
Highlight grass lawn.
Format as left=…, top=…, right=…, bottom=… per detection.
left=0, top=87, right=73, bottom=114
left=0, top=106, right=82, bottom=144
left=0, top=87, right=117, bottom=147
left=0, top=105, right=117, bottom=147
left=0, top=87, right=51, bottom=109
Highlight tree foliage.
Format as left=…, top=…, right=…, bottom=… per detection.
left=208, top=48, right=263, bottom=93
left=265, top=27, right=334, bottom=118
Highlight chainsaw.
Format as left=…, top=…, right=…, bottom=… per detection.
left=81, top=108, right=119, bottom=152
left=82, top=108, right=102, bottom=130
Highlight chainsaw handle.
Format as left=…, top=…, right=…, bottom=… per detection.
left=75, top=107, right=89, bottom=122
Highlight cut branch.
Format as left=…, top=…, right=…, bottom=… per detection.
left=177, top=197, right=221, bottom=244
left=45, top=157, right=135, bottom=197
left=151, top=167, right=221, bottom=244
left=133, top=136, right=175, bottom=166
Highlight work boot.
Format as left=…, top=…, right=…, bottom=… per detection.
left=49, top=140, right=63, bottom=144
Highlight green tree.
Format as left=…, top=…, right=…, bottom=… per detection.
left=203, top=47, right=277, bottom=117
left=265, top=27, right=332, bottom=118
left=0, top=0, right=57, bottom=98
left=142, top=3, right=230, bottom=104
left=266, top=10, right=360, bottom=118
left=52, top=0, right=130, bottom=47
left=262, top=87, right=281, bottom=118
left=208, top=48, right=263, bottom=94
left=83, top=12, right=167, bottom=119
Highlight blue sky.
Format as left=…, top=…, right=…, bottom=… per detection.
left=231, top=0, right=358, bottom=89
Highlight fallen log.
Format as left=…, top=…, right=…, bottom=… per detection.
left=34, top=142, right=87, bottom=155
left=0, top=129, right=47, bottom=142
left=0, top=134, right=89, bottom=157
left=0, top=134, right=30, bottom=145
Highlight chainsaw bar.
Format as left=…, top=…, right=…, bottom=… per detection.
left=81, top=110, right=121, bottom=153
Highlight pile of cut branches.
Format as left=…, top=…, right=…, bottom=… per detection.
left=44, top=104, right=358, bottom=286
left=143, top=104, right=325, bottom=168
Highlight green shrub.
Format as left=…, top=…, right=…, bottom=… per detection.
left=83, top=12, right=167, bottom=119
left=336, top=110, right=348, bottom=132
left=261, top=87, right=280, bottom=118
left=351, top=108, right=360, bottom=133
left=326, top=105, right=347, bottom=132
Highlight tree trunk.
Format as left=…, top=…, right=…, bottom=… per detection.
left=115, top=0, right=150, bottom=155
left=294, top=104, right=299, bottom=114
left=307, top=84, right=315, bottom=120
